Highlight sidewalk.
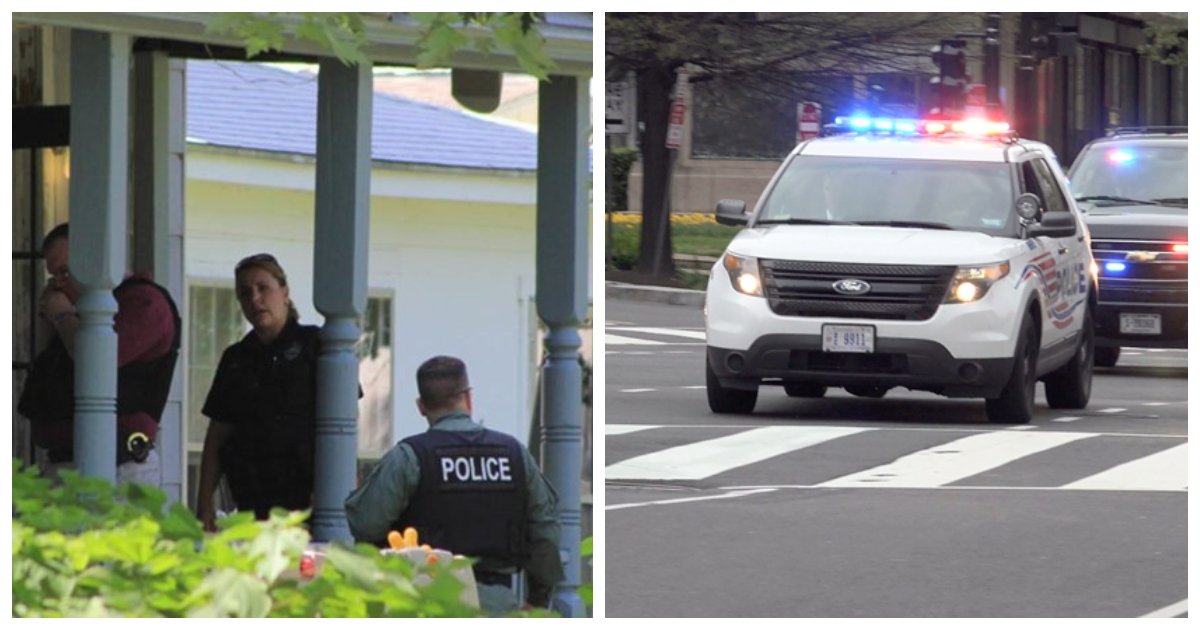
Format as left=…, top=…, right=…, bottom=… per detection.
left=605, top=281, right=705, bottom=307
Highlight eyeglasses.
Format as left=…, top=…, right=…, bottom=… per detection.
left=235, top=253, right=278, bottom=272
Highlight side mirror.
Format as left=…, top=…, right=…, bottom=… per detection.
left=1028, top=210, right=1077, bottom=238
left=1014, top=193, right=1041, bottom=222
left=715, top=199, right=749, bottom=226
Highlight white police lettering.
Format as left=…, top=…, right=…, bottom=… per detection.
left=440, top=455, right=513, bottom=483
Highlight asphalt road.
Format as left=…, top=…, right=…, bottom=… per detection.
left=604, top=295, right=1188, bottom=618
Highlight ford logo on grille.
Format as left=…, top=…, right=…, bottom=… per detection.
left=833, top=279, right=871, bottom=295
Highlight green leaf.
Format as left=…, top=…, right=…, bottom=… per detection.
left=581, top=536, right=593, bottom=557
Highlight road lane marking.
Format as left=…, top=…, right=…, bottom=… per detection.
left=606, top=334, right=666, bottom=346
left=1062, top=443, right=1188, bottom=492
left=605, top=424, right=658, bottom=436
left=1142, top=402, right=1168, bottom=406
left=1142, top=599, right=1188, bottom=618
left=604, top=423, right=1185, bottom=440
left=681, top=385, right=706, bottom=389
left=606, top=426, right=867, bottom=481
left=619, top=388, right=656, bottom=393
left=1098, top=408, right=1127, bottom=413
left=1051, top=416, right=1081, bottom=423
left=818, top=431, right=1092, bottom=488
left=714, top=484, right=1186, bottom=494
left=608, top=326, right=707, bottom=340
left=607, top=488, right=776, bottom=511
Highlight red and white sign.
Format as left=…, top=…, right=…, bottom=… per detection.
left=666, top=68, right=690, bottom=150
left=797, top=101, right=821, bottom=142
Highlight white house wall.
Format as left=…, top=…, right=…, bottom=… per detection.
left=185, top=158, right=539, bottom=448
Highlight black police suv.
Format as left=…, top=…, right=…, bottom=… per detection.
left=1068, top=127, right=1187, bottom=367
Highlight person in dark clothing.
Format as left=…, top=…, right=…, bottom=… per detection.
left=345, top=356, right=564, bottom=614
left=18, top=223, right=181, bottom=485
left=196, top=253, right=320, bottom=531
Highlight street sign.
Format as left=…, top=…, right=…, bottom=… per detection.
left=606, top=78, right=632, bottom=134
left=665, top=68, right=689, bottom=150
left=797, top=101, right=821, bottom=142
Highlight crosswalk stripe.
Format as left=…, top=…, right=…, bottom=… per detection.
left=606, top=333, right=666, bottom=346
left=605, top=424, right=659, bottom=436
left=818, top=431, right=1092, bottom=488
left=1062, top=443, right=1188, bottom=492
left=608, top=326, right=707, bottom=341
left=606, top=426, right=867, bottom=481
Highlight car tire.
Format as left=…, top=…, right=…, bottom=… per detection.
left=845, top=385, right=888, bottom=398
left=706, top=357, right=757, bottom=414
left=1094, top=346, right=1120, bottom=368
left=784, top=383, right=827, bottom=398
left=1044, top=306, right=1094, bottom=409
left=986, top=315, right=1038, bottom=424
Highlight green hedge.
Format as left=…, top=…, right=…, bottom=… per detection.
left=11, top=460, right=560, bottom=618
left=607, top=148, right=639, bottom=213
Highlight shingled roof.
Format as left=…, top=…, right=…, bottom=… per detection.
left=186, top=59, right=539, bottom=172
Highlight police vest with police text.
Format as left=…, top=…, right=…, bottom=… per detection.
left=397, top=427, right=529, bottom=568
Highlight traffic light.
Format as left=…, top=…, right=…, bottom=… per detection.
left=930, top=38, right=969, bottom=115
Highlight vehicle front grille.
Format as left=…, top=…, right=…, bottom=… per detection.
left=760, top=259, right=956, bottom=320
left=1091, top=239, right=1188, bottom=305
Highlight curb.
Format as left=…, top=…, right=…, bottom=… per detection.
left=605, top=281, right=706, bottom=307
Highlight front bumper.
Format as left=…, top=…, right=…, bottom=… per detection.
left=708, top=336, right=1015, bottom=398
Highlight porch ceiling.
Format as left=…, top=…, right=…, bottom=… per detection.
left=12, top=12, right=592, bottom=76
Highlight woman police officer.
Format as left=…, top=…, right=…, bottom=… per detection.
left=196, top=254, right=320, bottom=531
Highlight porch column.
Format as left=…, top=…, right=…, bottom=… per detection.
left=131, top=49, right=185, bottom=499
left=69, top=30, right=130, bottom=483
left=536, top=74, right=589, bottom=618
left=311, top=57, right=372, bottom=543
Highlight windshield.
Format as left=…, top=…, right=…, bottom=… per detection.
left=1069, top=143, right=1187, bottom=208
left=756, top=156, right=1016, bottom=235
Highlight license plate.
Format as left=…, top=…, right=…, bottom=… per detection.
left=822, top=324, right=875, bottom=353
left=1119, top=313, right=1161, bottom=335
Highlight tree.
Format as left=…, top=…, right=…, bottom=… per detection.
left=606, top=13, right=964, bottom=278
left=207, top=12, right=555, bottom=78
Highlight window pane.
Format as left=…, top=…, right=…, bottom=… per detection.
left=358, top=296, right=393, bottom=457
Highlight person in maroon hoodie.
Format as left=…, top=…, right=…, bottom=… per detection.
left=18, top=223, right=181, bottom=486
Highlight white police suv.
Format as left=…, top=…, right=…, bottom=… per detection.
left=705, top=116, right=1096, bottom=424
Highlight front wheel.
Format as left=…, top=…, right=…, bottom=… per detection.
left=706, top=357, right=758, bottom=414
left=1045, top=306, right=1093, bottom=409
left=986, top=315, right=1038, bottom=424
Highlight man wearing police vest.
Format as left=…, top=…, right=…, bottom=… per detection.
left=345, top=355, right=564, bottom=614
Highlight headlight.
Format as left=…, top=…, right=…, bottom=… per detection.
left=944, top=261, right=1010, bottom=304
left=722, top=252, right=763, bottom=297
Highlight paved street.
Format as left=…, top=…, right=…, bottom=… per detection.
left=604, top=295, right=1188, bottom=618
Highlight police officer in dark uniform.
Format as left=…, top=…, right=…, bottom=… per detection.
left=196, top=254, right=320, bottom=531
left=345, top=355, right=564, bottom=614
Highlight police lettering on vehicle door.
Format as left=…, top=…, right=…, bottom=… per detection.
left=434, top=446, right=520, bottom=491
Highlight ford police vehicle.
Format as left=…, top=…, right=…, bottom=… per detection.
left=705, top=116, right=1096, bottom=424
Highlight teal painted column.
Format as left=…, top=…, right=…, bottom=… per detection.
left=311, top=58, right=372, bottom=543
left=70, top=30, right=130, bottom=483
left=536, top=75, right=589, bottom=618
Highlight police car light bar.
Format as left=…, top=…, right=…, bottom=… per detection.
left=829, top=116, right=1011, bottom=137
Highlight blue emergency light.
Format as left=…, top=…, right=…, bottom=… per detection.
left=1104, top=261, right=1128, bottom=273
